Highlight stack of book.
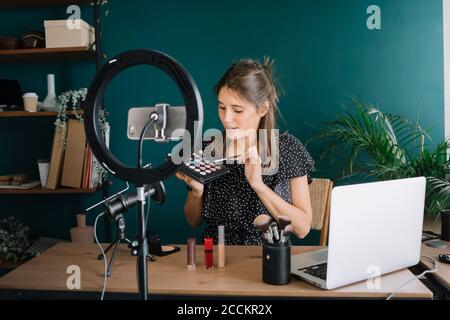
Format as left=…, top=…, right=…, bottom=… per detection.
left=0, top=174, right=40, bottom=189
left=47, top=119, right=108, bottom=190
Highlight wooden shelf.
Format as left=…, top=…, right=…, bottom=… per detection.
left=0, top=110, right=84, bottom=118
left=0, top=47, right=95, bottom=62
left=0, top=0, right=92, bottom=8
left=0, top=187, right=98, bottom=195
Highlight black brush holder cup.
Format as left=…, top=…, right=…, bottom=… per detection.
left=262, top=241, right=291, bottom=285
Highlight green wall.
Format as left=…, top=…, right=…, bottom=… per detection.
left=0, top=0, right=444, bottom=245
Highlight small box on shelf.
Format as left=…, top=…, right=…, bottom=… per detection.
left=44, top=19, right=95, bottom=49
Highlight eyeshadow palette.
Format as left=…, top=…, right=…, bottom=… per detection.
left=178, top=151, right=230, bottom=184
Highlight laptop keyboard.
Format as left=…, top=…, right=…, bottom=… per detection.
left=299, top=263, right=327, bottom=280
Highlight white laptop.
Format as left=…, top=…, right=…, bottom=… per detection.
left=291, top=176, right=426, bottom=290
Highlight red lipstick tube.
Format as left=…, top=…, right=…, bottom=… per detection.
left=204, top=237, right=214, bottom=270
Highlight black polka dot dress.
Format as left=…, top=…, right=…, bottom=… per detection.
left=200, top=132, right=315, bottom=245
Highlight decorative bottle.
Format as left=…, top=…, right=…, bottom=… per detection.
left=70, top=214, right=94, bottom=244
left=42, top=74, right=57, bottom=111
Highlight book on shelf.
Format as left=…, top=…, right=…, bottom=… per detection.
left=61, top=119, right=86, bottom=188
left=82, top=146, right=93, bottom=190
left=81, top=144, right=89, bottom=190
left=89, top=147, right=96, bottom=190
left=0, top=181, right=40, bottom=189
left=47, top=120, right=110, bottom=191
left=47, top=125, right=67, bottom=189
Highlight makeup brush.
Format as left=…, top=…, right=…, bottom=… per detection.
left=277, top=216, right=291, bottom=242
left=277, top=216, right=291, bottom=231
left=281, top=224, right=294, bottom=243
left=262, top=231, right=272, bottom=243
left=271, top=222, right=280, bottom=242
left=253, top=214, right=274, bottom=243
left=213, top=154, right=242, bottom=163
left=195, top=148, right=241, bottom=163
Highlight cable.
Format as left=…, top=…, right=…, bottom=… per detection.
left=386, top=255, right=438, bottom=300
left=138, top=115, right=156, bottom=237
left=138, top=115, right=158, bottom=168
left=94, top=212, right=108, bottom=300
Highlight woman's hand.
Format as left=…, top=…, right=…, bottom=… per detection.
left=175, top=172, right=204, bottom=197
left=244, top=146, right=265, bottom=191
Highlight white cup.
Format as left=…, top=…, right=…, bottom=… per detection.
left=23, top=92, right=39, bottom=112
left=37, top=159, right=50, bottom=188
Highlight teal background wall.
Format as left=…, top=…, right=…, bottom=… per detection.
left=0, top=0, right=444, bottom=245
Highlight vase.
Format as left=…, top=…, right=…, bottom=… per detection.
left=70, top=214, right=94, bottom=244
left=42, top=74, right=57, bottom=111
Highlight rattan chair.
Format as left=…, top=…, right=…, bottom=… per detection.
left=309, top=178, right=333, bottom=245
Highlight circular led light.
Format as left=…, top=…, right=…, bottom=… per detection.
left=84, top=50, right=203, bottom=185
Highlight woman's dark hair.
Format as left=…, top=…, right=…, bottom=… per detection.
left=215, top=57, right=281, bottom=133
left=214, top=57, right=282, bottom=169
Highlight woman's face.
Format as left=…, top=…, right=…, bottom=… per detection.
left=218, top=86, right=268, bottom=141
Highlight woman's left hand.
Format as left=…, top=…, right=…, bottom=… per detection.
left=244, top=146, right=265, bottom=191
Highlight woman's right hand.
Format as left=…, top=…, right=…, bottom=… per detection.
left=175, top=172, right=204, bottom=197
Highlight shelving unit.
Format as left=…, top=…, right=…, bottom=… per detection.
left=0, top=1, right=112, bottom=243
left=0, top=186, right=98, bottom=195
left=0, top=0, right=104, bottom=192
left=0, top=46, right=95, bottom=62
left=0, top=110, right=84, bottom=117
left=0, top=187, right=97, bottom=195
left=0, top=0, right=92, bottom=9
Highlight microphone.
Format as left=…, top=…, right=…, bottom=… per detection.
left=105, top=182, right=166, bottom=218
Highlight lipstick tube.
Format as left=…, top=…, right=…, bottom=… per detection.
left=187, top=238, right=196, bottom=270
left=204, top=237, right=214, bottom=270
left=218, top=226, right=225, bottom=268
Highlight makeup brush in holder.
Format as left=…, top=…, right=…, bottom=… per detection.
left=253, top=214, right=293, bottom=244
left=253, top=214, right=274, bottom=243
left=281, top=224, right=294, bottom=243
left=254, top=214, right=292, bottom=285
left=277, top=216, right=292, bottom=244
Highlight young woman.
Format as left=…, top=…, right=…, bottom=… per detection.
left=176, top=58, right=315, bottom=245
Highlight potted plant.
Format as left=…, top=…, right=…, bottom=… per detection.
left=307, top=97, right=450, bottom=218
left=0, top=216, right=30, bottom=263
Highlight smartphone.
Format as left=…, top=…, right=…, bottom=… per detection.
left=127, top=106, right=186, bottom=141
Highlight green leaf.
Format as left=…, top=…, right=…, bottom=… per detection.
left=307, top=97, right=450, bottom=216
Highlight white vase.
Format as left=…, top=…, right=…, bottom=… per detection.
left=42, top=74, right=57, bottom=111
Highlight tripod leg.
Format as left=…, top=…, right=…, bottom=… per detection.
left=106, top=240, right=121, bottom=277
left=98, top=241, right=116, bottom=260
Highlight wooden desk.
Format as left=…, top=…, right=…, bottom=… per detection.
left=422, top=218, right=450, bottom=290
left=0, top=243, right=432, bottom=299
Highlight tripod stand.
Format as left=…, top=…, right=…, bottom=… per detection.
left=98, top=212, right=156, bottom=277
